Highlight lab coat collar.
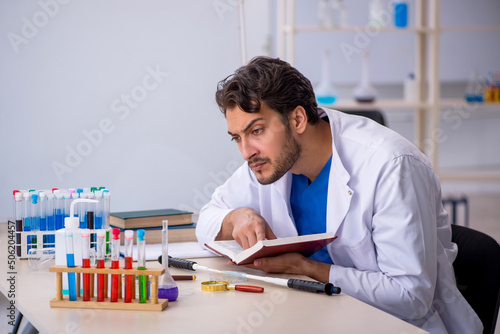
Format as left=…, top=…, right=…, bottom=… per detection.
left=321, top=108, right=354, bottom=235
left=271, top=108, right=354, bottom=237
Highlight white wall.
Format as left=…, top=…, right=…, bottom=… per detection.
left=1, top=0, right=499, bottom=221
left=0, top=0, right=254, bottom=221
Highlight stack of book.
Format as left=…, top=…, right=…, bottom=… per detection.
left=110, top=209, right=196, bottom=244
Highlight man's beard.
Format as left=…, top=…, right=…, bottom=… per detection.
left=250, top=127, right=301, bottom=185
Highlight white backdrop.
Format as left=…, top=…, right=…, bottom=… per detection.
left=0, top=0, right=250, bottom=221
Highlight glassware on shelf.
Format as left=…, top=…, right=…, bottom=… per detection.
left=318, top=0, right=347, bottom=28
left=369, top=0, right=387, bottom=28
left=465, top=69, right=484, bottom=103
left=315, top=49, right=338, bottom=105
left=353, top=50, right=378, bottom=103
left=393, top=0, right=408, bottom=28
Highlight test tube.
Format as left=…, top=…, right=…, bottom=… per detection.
left=87, top=192, right=95, bottom=247
left=94, top=191, right=103, bottom=230
left=23, top=192, right=31, bottom=251
left=54, top=193, right=65, bottom=230
left=110, top=228, right=120, bottom=302
left=79, top=192, right=87, bottom=229
left=46, top=193, right=55, bottom=246
left=137, top=229, right=147, bottom=303
left=66, top=229, right=77, bottom=301
left=63, top=192, right=71, bottom=218
left=124, top=230, right=134, bottom=303
left=39, top=192, right=47, bottom=248
left=30, top=194, right=40, bottom=249
left=81, top=229, right=91, bottom=302
left=103, top=190, right=111, bottom=254
left=14, top=192, right=23, bottom=256
left=96, top=229, right=106, bottom=302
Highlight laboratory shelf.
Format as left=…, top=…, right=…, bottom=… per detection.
left=290, top=25, right=431, bottom=33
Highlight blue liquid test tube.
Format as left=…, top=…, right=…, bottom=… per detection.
left=46, top=193, right=55, bottom=246
left=54, top=193, right=65, bottom=230
left=23, top=192, right=31, bottom=251
left=39, top=192, right=47, bottom=248
left=14, top=192, right=23, bottom=257
left=94, top=191, right=103, bottom=230
left=79, top=192, right=87, bottom=229
left=65, top=229, right=77, bottom=301
left=63, top=192, right=71, bottom=218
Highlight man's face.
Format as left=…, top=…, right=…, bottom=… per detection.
left=226, top=103, right=301, bottom=185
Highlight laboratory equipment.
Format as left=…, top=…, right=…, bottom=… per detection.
left=353, top=50, right=378, bottom=103
left=465, top=69, right=484, bottom=103
left=315, top=49, right=338, bottom=105
left=124, top=230, right=134, bottom=303
left=81, top=229, right=91, bottom=301
left=164, top=256, right=341, bottom=295
left=96, top=229, right=106, bottom=302
left=201, top=281, right=263, bottom=293
left=158, top=220, right=179, bottom=302
left=137, top=229, right=147, bottom=303
left=110, top=228, right=120, bottom=302
left=393, top=0, right=408, bottom=28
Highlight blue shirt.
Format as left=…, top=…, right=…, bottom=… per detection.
left=290, top=156, right=333, bottom=264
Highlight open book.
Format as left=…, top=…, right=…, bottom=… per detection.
left=205, top=232, right=337, bottom=265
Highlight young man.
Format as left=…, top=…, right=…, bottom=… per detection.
left=196, top=57, right=482, bottom=333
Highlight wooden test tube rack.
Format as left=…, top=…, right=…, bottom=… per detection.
left=49, top=265, right=168, bottom=311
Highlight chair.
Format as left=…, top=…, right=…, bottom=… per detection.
left=451, top=224, right=500, bottom=334
left=339, top=110, right=386, bottom=126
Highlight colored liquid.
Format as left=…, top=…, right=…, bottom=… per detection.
left=82, top=258, right=91, bottom=301
left=139, top=267, right=148, bottom=303
left=23, top=217, right=31, bottom=251
left=97, top=259, right=105, bottom=302
left=158, top=285, right=179, bottom=302
left=67, top=254, right=77, bottom=301
left=15, top=220, right=22, bottom=257
left=465, top=95, right=484, bottom=103
left=124, top=257, right=133, bottom=303
left=111, top=260, right=119, bottom=302
left=394, top=3, right=408, bottom=28
left=95, top=215, right=102, bottom=229
left=316, top=96, right=337, bottom=105
left=55, top=212, right=64, bottom=230
left=40, top=217, right=47, bottom=247
left=47, top=215, right=55, bottom=245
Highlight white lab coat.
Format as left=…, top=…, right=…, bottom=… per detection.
left=196, top=108, right=482, bottom=334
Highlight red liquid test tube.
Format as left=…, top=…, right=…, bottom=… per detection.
left=124, top=230, right=134, bottom=303
left=96, top=230, right=106, bottom=302
left=81, top=229, right=91, bottom=301
left=110, top=228, right=121, bottom=302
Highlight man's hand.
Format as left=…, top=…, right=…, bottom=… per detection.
left=216, top=207, right=276, bottom=249
left=241, top=253, right=331, bottom=283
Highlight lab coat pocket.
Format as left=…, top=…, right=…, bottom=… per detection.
left=342, top=228, right=378, bottom=272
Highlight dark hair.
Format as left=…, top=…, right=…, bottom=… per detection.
left=215, top=56, right=319, bottom=125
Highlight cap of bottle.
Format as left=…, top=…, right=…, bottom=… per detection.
left=112, top=228, right=120, bottom=240
left=97, top=229, right=106, bottom=238
left=137, top=229, right=145, bottom=241
left=125, top=230, right=134, bottom=240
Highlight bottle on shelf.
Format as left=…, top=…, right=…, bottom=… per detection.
left=369, top=0, right=387, bottom=28
left=404, top=72, right=417, bottom=102
left=318, top=0, right=347, bottom=28
left=314, top=49, right=338, bottom=105
left=393, top=0, right=408, bottom=28
left=464, top=69, right=484, bottom=103
left=331, top=0, right=347, bottom=28
left=353, top=50, right=378, bottom=103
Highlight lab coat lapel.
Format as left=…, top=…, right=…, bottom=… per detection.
left=325, top=109, right=354, bottom=236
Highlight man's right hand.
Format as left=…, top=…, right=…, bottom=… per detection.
left=216, top=207, right=277, bottom=249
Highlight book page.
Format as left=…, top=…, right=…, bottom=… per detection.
left=214, top=240, right=244, bottom=257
